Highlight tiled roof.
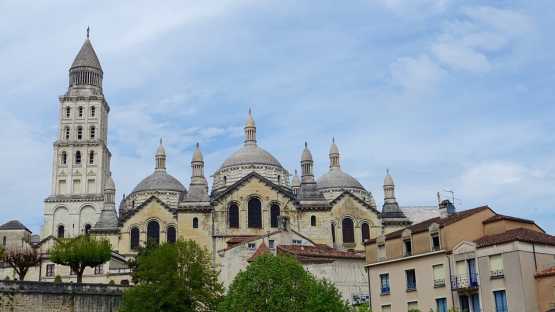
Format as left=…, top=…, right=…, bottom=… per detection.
left=247, top=242, right=271, bottom=262
left=535, top=266, right=555, bottom=278
left=483, top=214, right=536, bottom=225
left=475, top=227, right=555, bottom=248
left=367, top=206, right=492, bottom=244
left=277, top=244, right=364, bottom=260
left=0, top=220, right=30, bottom=232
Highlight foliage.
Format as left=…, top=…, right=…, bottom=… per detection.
left=120, top=240, right=223, bottom=312
left=49, top=235, right=111, bottom=283
left=219, top=254, right=350, bottom=312
left=353, top=303, right=370, bottom=312
left=54, top=275, right=62, bottom=283
left=2, top=246, right=40, bottom=280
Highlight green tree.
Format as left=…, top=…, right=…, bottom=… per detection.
left=219, top=254, right=350, bottom=312
left=49, top=235, right=111, bottom=283
left=2, top=246, right=41, bottom=280
left=120, top=240, right=223, bottom=312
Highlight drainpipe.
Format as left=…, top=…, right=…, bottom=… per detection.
left=447, top=254, right=455, bottom=308
left=533, top=243, right=537, bottom=271
left=366, top=266, right=372, bottom=307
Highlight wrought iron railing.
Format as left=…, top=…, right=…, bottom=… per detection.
left=490, top=270, right=504, bottom=279
left=434, top=278, right=446, bottom=288
left=451, top=273, right=479, bottom=289
left=380, top=286, right=390, bottom=295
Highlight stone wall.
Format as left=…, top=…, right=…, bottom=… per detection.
left=0, top=281, right=125, bottom=312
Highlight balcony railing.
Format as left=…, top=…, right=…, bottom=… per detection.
left=434, top=278, right=446, bottom=288
left=451, top=273, right=479, bottom=290
left=380, top=286, right=390, bottom=295
left=490, top=270, right=504, bottom=279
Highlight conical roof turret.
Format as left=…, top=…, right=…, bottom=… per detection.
left=71, top=31, right=102, bottom=71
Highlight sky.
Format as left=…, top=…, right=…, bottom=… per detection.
left=0, top=0, right=554, bottom=234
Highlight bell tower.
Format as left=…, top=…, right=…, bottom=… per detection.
left=42, top=30, right=113, bottom=239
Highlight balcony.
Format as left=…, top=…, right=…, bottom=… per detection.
left=380, top=286, right=390, bottom=295
left=434, top=279, right=446, bottom=288
left=451, top=273, right=479, bottom=290
left=490, top=270, right=504, bottom=279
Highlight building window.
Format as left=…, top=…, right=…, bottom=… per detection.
left=268, top=240, right=275, bottom=249
left=147, top=220, right=160, bottom=246
left=46, top=264, right=55, bottom=277
left=223, top=176, right=227, bottom=185
left=331, top=223, right=336, bottom=244
left=57, top=225, right=65, bottom=238
left=270, top=204, right=280, bottom=228
left=292, top=239, right=302, bottom=245
left=489, top=254, right=504, bottom=278
left=405, top=269, right=416, bottom=291
left=2, top=236, right=5, bottom=246
left=78, top=106, right=83, bottom=117
left=61, top=151, right=67, bottom=165
left=342, top=217, right=355, bottom=244
left=89, top=151, right=95, bottom=165
left=84, top=224, right=91, bottom=235
left=407, top=301, right=418, bottom=311
left=381, top=305, right=391, bottom=312
left=433, top=264, right=445, bottom=287
left=121, top=280, right=129, bottom=286
left=77, top=126, right=83, bottom=140
left=277, top=175, right=281, bottom=184
left=193, top=217, right=199, bottom=229
left=431, top=233, right=441, bottom=251
left=90, top=106, right=96, bottom=117
left=361, top=222, right=370, bottom=242
left=403, top=238, right=412, bottom=256
left=436, top=298, right=447, bottom=312
left=228, top=203, right=239, bottom=228
left=247, top=197, right=262, bottom=228
left=247, top=243, right=256, bottom=250
left=494, top=290, right=508, bottom=312
left=310, top=215, right=317, bottom=227
left=90, top=126, right=96, bottom=139
left=167, top=226, right=176, bottom=243
left=379, top=273, right=390, bottom=295
left=130, top=227, right=140, bottom=250
left=94, top=265, right=103, bottom=275
left=64, top=127, right=70, bottom=140
left=75, top=151, right=81, bottom=164
left=65, top=107, right=71, bottom=118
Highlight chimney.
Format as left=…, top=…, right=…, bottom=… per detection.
left=439, top=199, right=456, bottom=218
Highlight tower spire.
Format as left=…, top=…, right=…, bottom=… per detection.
left=244, top=109, right=256, bottom=145
left=155, top=138, right=167, bottom=171
left=329, top=137, right=340, bottom=169
left=301, top=142, right=315, bottom=183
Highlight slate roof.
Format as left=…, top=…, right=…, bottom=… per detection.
left=220, top=144, right=283, bottom=169
left=475, top=228, right=555, bottom=248
left=71, top=39, right=102, bottom=70
left=131, top=170, right=187, bottom=194
left=212, top=171, right=296, bottom=203
left=317, top=168, right=365, bottom=191
left=482, top=214, right=536, bottom=225
left=0, top=220, right=31, bottom=232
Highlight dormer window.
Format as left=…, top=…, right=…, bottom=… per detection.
left=404, top=239, right=412, bottom=256
left=431, top=233, right=441, bottom=251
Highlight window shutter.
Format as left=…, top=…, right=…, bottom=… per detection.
left=489, top=254, right=503, bottom=271
left=433, top=264, right=445, bottom=280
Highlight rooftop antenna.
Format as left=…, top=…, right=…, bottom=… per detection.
left=443, top=189, right=455, bottom=204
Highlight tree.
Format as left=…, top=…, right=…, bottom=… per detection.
left=219, top=254, right=350, bottom=312
left=2, top=246, right=41, bottom=281
left=120, top=240, right=223, bottom=312
left=49, top=235, right=111, bottom=284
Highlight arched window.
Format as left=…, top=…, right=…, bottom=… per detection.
left=277, top=175, right=281, bottom=184
left=77, top=126, right=83, bottom=140
left=130, top=227, right=140, bottom=250
left=311, top=215, right=317, bottom=227
left=248, top=198, right=262, bottom=228
left=223, top=176, right=227, bottom=185
left=192, top=218, right=199, bottom=229
left=361, top=222, right=370, bottom=242
left=78, top=106, right=83, bottom=117
left=61, top=151, right=67, bottom=165
left=342, top=218, right=355, bottom=244
left=84, top=224, right=92, bottom=235
left=89, top=151, right=95, bottom=165
left=331, top=223, right=336, bottom=244
left=270, top=204, right=280, bottom=228
left=167, top=226, right=176, bottom=243
left=57, top=225, right=65, bottom=238
left=90, top=106, right=96, bottom=117
left=90, top=126, right=96, bottom=139
left=228, top=203, right=239, bottom=228
left=65, top=107, right=71, bottom=118
left=147, top=220, right=160, bottom=246
left=64, top=127, right=70, bottom=140
left=75, top=151, right=81, bottom=164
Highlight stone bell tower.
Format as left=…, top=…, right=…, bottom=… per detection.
left=42, top=29, right=113, bottom=239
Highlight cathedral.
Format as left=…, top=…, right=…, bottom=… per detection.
left=31, top=34, right=444, bottom=296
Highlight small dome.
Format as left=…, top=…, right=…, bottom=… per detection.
left=301, top=142, right=313, bottom=162
left=317, top=168, right=365, bottom=190
left=246, top=109, right=255, bottom=127
left=329, top=138, right=339, bottom=155
left=156, top=139, right=166, bottom=156
left=384, top=170, right=394, bottom=186
left=291, top=170, right=301, bottom=187
left=105, top=174, right=116, bottom=191
left=132, top=171, right=186, bottom=193
left=192, top=142, right=203, bottom=162
left=220, top=144, right=283, bottom=169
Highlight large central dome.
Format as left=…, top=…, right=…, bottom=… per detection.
left=132, top=170, right=186, bottom=193
left=213, top=110, right=289, bottom=192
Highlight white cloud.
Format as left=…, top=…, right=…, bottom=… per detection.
left=432, top=42, right=491, bottom=73
left=390, top=54, right=445, bottom=93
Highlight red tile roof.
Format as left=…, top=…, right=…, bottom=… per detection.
left=475, top=228, right=555, bottom=248
left=247, top=242, right=271, bottom=262
left=536, top=266, right=555, bottom=278
left=277, top=244, right=364, bottom=260
left=483, top=214, right=536, bottom=226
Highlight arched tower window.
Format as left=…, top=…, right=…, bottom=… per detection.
left=57, top=225, right=65, bottom=238
left=90, top=126, right=96, bottom=139
left=342, top=218, right=355, bottom=244
left=277, top=175, right=281, bottom=184
left=361, top=222, right=370, bottom=242
left=61, top=151, right=67, bottom=165
left=78, top=106, right=83, bottom=117
left=311, top=215, right=317, bottom=227
left=89, top=151, right=95, bottom=165
left=270, top=204, right=280, bottom=228
left=65, top=107, right=71, bottom=118
left=167, top=226, right=176, bottom=243
left=130, top=227, right=140, bottom=250
left=228, top=203, right=239, bottom=228
left=223, top=176, right=227, bottom=185
left=77, top=126, right=83, bottom=140
left=331, top=223, right=336, bottom=244
left=90, top=106, right=96, bottom=117
left=192, top=218, right=199, bottom=229
left=75, top=151, right=81, bottom=165
left=248, top=198, right=262, bottom=228
left=64, top=127, right=70, bottom=140
left=147, top=220, right=160, bottom=246
left=84, top=224, right=91, bottom=235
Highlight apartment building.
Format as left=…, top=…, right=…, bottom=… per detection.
left=364, top=202, right=555, bottom=312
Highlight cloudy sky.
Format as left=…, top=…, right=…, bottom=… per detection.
left=1, top=0, right=554, bottom=233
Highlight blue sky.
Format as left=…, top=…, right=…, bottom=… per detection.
left=1, top=0, right=554, bottom=233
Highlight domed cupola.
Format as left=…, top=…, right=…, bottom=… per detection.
left=212, top=110, right=289, bottom=192
left=124, top=139, right=186, bottom=210
left=317, top=138, right=374, bottom=203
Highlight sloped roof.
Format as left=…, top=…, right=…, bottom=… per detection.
left=0, top=220, right=31, bottom=232
left=535, top=266, right=555, bottom=278
left=247, top=242, right=271, bottom=262
left=483, top=214, right=536, bottom=225
left=212, top=171, right=296, bottom=202
left=400, top=206, right=439, bottom=224
left=277, top=244, right=364, bottom=260
left=328, top=191, right=379, bottom=214
left=71, top=39, right=102, bottom=70
left=317, top=168, right=365, bottom=191
left=119, top=196, right=176, bottom=225
left=475, top=228, right=555, bottom=248
left=132, top=170, right=186, bottom=194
